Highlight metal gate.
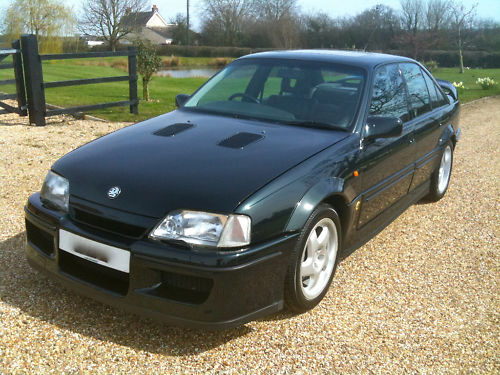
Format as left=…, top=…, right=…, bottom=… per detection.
left=0, top=40, right=27, bottom=116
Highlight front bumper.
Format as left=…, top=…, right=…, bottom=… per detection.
left=25, top=193, right=297, bottom=329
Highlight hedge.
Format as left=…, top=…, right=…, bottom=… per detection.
left=66, top=42, right=500, bottom=68
left=152, top=47, right=500, bottom=67
left=387, top=50, right=500, bottom=68
left=154, top=45, right=270, bottom=58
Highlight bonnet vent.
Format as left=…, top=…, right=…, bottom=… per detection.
left=154, top=123, right=194, bottom=137
left=218, top=132, right=264, bottom=149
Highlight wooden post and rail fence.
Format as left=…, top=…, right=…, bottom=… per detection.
left=0, top=34, right=139, bottom=126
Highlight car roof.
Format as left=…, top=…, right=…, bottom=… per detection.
left=239, top=49, right=415, bottom=69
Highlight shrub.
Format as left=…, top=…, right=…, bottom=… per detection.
left=136, top=39, right=162, bottom=101
left=424, top=60, right=438, bottom=72
left=476, top=77, right=497, bottom=89
left=212, top=57, right=229, bottom=67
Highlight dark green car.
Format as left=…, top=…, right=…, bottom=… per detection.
left=25, top=50, right=460, bottom=329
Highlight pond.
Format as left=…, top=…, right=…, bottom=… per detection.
left=156, top=67, right=220, bottom=78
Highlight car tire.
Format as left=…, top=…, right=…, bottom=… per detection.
left=284, top=204, right=341, bottom=313
left=426, top=142, right=454, bottom=202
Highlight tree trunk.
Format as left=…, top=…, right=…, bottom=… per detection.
left=458, top=26, right=464, bottom=74
left=143, top=77, right=149, bottom=101
left=459, top=48, right=464, bottom=74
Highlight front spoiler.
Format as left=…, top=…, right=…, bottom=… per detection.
left=25, top=194, right=298, bottom=330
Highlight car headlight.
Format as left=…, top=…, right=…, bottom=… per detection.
left=150, top=210, right=251, bottom=248
left=40, top=171, right=69, bottom=212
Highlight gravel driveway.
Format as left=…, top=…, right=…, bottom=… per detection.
left=0, top=97, right=498, bottom=373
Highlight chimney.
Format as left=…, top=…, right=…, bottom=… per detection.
left=152, top=5, right=158, bottom=12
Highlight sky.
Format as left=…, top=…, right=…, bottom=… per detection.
left=2, top=0, right=498, bottom=31
left=131, top=0, right=500, bottom=30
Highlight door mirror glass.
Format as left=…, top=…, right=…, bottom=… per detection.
left=176, top=94, right=191, bottom=107
left=364, top=116, right=403, bottom=140
left=435, top=79, right=457, bottom=101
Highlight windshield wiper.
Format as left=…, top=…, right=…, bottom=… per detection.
left=284, top=120, right=348, bottom=131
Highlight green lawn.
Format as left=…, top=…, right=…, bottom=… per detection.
left=433, top=67, right=500, bottom=102
left=40, top=60, right=206, bottom=121
left=0, top=57, right=208, bottom=122
left=0, top=59, right=498, bottom=123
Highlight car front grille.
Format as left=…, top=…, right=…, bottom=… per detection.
left=26, top=220, right=55, bottom=256
left=59, top=250, right=129, bottom=296
left=144, top=271, right=213, bottom=304
left=70, top=207, right=148, bottom=239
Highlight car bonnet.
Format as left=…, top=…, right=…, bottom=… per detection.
left=52, top=110, right=348, bottom=219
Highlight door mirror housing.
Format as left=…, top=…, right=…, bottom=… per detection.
left=436, top=79, right=457, bottom=101
left=364, top=116, right=403, bottom=141
left=175, top=94, right=190, bottom=107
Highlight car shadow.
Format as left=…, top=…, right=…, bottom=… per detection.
left=0, top=232, right=253, bottom=356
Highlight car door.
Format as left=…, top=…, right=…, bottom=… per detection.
left=403, top=65, right=452, bottom=190
left=356, top=63, right=416, bottom=228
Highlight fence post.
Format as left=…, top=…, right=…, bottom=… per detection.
left=12, top=40, right=28, bottom=116
left=128, top=46, right=138, bottom=115
left=21, top=34, right=46, bottom=126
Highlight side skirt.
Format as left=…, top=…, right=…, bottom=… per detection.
left=341, top=180, right=430, bottom=259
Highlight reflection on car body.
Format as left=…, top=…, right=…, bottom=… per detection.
left=25, top=50, right=460, bottom=329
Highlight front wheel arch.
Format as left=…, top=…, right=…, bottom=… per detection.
left=284, top=178, right=352, bottom=240
left=284, top=203, right=342, bottom=312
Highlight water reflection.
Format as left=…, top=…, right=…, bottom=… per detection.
left=156, top=68, right=219, bottom=78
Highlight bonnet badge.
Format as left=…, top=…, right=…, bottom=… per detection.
left=107, top=186, right=121, bottom=199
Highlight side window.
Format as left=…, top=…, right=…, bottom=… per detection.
left=370, top=64, right=410, bottom=122
left=400, top=63, right=432, bottom=118
left=422, top=70, right=449, bottom=109
left=432, top=78, right=449, bottom=107
left=261, top=67, right=292, bottom=99
left=422, top=70, right=439, bottom=108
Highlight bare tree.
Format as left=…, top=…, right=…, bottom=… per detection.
left=200, top=0, right=256, bottom=46
left=301, top=13, right=339, bottom=49
left=398, top=0, right=430, bottom=58
left=450, top=1, right=477, bottom=73
left=254, top=0, right=300, bottom=48
left=80, top=0, right=148, bottom=51
left=400, top=0, right=424, bottom=34
left=351, top=5, right=399, bottom=51
left=2, top=0, right=74, bottom=52
left=425, top=0, right=452, bottom=31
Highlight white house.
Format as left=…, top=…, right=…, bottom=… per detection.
left=122, top=5, right=175, bottom=45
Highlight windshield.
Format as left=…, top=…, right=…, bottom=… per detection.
left=183, top=59, right=366, bottom=130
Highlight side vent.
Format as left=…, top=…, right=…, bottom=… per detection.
left=154, top=123, right=194, bottom=137
left=218, top=132, right=264, bottom=149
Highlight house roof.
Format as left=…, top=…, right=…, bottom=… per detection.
left=121, top=10, right=155, bottom=28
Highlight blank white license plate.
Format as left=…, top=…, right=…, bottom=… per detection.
left=59, top=229, right=130, bottom=273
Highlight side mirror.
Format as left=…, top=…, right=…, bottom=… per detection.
left=436, top=79, right=457, bottom=101
left=175, top=94, right=190, bottom=107
left=364, top=116, right=403, bottom=141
